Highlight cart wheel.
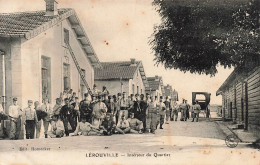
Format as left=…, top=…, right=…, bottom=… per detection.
left=225, top=134, right=239, bottom=148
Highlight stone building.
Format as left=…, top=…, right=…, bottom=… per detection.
left=94, top=59, right=148, bottom=96
left=0, top=0, right=101, bottom=112
left=216, top=56, right=260, bottom=137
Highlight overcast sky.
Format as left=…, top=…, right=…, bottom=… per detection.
left=0, top=0, right=233, bottom=104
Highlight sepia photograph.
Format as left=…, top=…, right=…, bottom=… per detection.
left=0, top=0, right=259, bottom=164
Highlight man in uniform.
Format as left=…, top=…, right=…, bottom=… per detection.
left=132, top=94, right=140, bottom=118
left=179, top=99, right=187, bottom=121
left=127, top=113, right=143, bottom=134
left=171, top=100, right=179, bottom=121
left=118, top=92, right=129, bottom=122
left=100, top=113, right=116, bottom=136
left=73, top=117, right=101, bottom=136
left=48, top=115, right=65, bottom=138
left=79, top=93, right=92, bottom=123
left=60, top=98, right=76, bottom=136
left=146, top=96, right=157, bottom=134
left=139, top=94, right=148, bottom=132
left=156, top=96, right=166, bottom=129
left=116, top=115, right=130, bottom=134
left=164, top=96, right=171, bottom=124
left=192, top=101, right=201, bottom=122
left=185, top=100, right=190, bottom=120
left=53, top=98, right=62, bottom=116
left=41, top=98, right=52, bottom=138
left=23, top=100, right=38, bottom=139
left=92, top=95, right=107, bottom=127
left=8, top=97, right=23, bottom=140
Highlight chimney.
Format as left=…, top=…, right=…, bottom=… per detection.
left=45, top=0, right=58, bottom=16
left=155, top=75, right=159, bottom=80
left=130, top=58, right=136, bottom=66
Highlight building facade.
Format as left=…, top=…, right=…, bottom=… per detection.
left=216, top=56, right=260, bottom=137
left=0, top=1, right=100, bottom=112
left=145, top=76, right=164, bottom=98
left=94, top=59, right=148, bottom=96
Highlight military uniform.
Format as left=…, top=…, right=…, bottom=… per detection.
left=146, top=101, right=157, bottom=133
left=8, top=103, right=23, bottom=140
left=79, top=99, right=92, bottom=123
left=192, top=103, right=201, bottom=122
left=48, top=119, right=65, bottom=138
left=139, top=99, right=148, bottom=131
left=171, top=102, right=179, bottom=121
left=164, top=100, right=171, bottom=124
left=92, top=101, right=107, bottom=127
left=179, top=103, right=187, bottom=121
left=118, top=97, right=129, bottom=122
left=23, top=105, right=38, bottom=139
left=156, top=101, right=166, bottom=129
left=40, top=103, right=52, bottom=136
left=60, top=104, right=76, bottom=136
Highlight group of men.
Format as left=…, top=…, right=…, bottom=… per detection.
left=0, top=85, right=202, bottom=140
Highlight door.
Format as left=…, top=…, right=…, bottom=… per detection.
left=229, top=102, right=232, bottom=119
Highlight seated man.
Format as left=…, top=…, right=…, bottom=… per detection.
left=127, top=113, right=143, bottom=134
left=100, top=113, right=116, bottom=136
left=72, top=117, right=101, bottom=136
left=116, top=115, right=130, bottom=134
left=48, top=115, right=65, bottom=138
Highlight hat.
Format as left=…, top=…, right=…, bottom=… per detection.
left=28, top=100, right=33, bottom=103
left=146, top=93, right=150, bottom=96
left=140, top=94, right=144, bottom=97
left=135, top=94, right=139, bottom=97
left=93, top=84, right=97, bottom=87
left=160, top=96, right=163, bottom=99
left=130, top=94, right=134, bottom=97
left=117, top=93, right=121, bottom=96
left=84, top=93, right=89, bottom=97
left=13, top=97, right=18, bottom=101
left=64, top=98, right=69, bottom=101
left=113, top=95, right=117, bottom=99
left=108, top=95, right=112, bottom=99
left=122, top=92, right=126, bottom=94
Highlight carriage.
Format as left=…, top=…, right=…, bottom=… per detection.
left=192, top=92, right=211, bottom=117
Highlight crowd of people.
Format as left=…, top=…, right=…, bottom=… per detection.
left=0, top=85, right=203, bottom=140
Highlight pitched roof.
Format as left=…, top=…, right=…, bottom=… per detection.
left=94, top=61, right=148, bottom=87
left=0, top=8, right=101, bottom=67
left=146, top=80, right=160, bottom=91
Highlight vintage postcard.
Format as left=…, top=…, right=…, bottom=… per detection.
left=0, top=0, right=259, bottom=164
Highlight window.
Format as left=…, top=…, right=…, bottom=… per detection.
left=64, top=28, right=69, bottom=43
left=41, top=56, right=51, bottom=102
left=80, top=69, right=86, bottom=99
left=132, top=84, right=135, bottom=94
left=63, top=63, right=70, bottom=90
left=137, top=86, right=139, bottom=94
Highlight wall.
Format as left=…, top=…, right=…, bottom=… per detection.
left=18, top=18, right=94, bottom=108
left=95, top=79, right=129, bottom=96
left=129, top=69, right=145, bottom=95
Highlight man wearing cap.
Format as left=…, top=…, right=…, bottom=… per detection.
left=105, top=95, right=115, bottom=121
left=73, top=116, right=100, bottom=136
left=80, top=93, right=92, bottom=123
left=8, top=97, right=23, bottom=140
left=23, top=100, right=38, bottom=139
left=53, top=98, right=62, bottom=116
left=185, top=100, right=191, bottom=120
left=179, top=99, right=187, bottom=121
left=164, top=96, right=171, bottom=124
left=118, top=92, right=129, bottom=122
left=127, top=113, right=143, bottom=134
left=192, top=101, right=201, bottom=122
left=156, top=96, right=166, bottom=129
left=92, top=84, right=100, bottom=97
left=112, top=95, right=118, bottom=123
left=60, top=98, right=76, bottom=136
left=116, top=115, right=130, bottom=134
left=132, top=94, right=140, bottom=118
left=92, top=95, right=107, bottom=127
left=48, top=115, right=65, bottom=138
left=100, top=113, right=116, bottom=135
left=171, top=100, right=179, bottom=121
left=139, top=94, right=148, bottom=132
left=41, top=98, right=52, bottom=138
left=146, top=96, right=157, bottom=134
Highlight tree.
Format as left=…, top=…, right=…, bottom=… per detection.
left=150, top=0, right=259, bottom=76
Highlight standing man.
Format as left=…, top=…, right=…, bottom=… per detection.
left=92, top=95, right=107, bottom=127
left=192, top=101, right=201, bottom=122
left=185, top=100, right=190, bottom=120
left=164, top=96, right=171, bottom=124
left=132, top=94, right=140, bottom=118
left=171, top=100, right=179, bottom=121
left=79, top=93, right=92, bottom=123
left=118, top=92, right=129, bottom=122
left=179, top=99, right=187, bottom=121
left=156, top=96, right=166, bottom=129
left=60, top=98, right=76, bottom=136
left=114, top=94, right=120, bottom=124
left=23, top=100, right=38, bottom=139
left=139, top=94, right=148, bottom=132
left=53, top=98, right=62, bottom=116
left=41, top=98, right=52, bottom=138
left=146, top=96, right=157, bottom=134
left=8, top=97, right=23, bottom=140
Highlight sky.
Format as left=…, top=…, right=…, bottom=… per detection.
left=0, top=0, right=233, bottom=104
